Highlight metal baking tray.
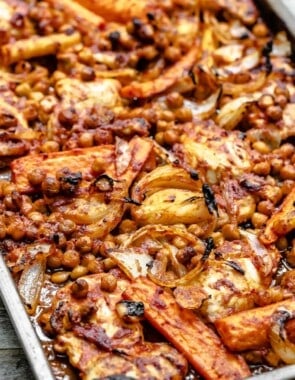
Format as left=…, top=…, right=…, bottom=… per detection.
left=0, top=1, right=294, bottom=380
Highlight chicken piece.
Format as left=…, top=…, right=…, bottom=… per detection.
left=123, top=276, right=251, bottom=380
left=175, top=122, right=253, bottom=184
left=55, top=78, right=122, bottom=109
left=11, top=136, right=153, bottom=239
left=50, top=272, right=188, bottom=380
left=215, top=299, right=295, bottom=352
left=195, top=235, right=280, bottom=321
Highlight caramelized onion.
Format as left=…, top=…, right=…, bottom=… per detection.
left=18, top=253, right=47, bottom=315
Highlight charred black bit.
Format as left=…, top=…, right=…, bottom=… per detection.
left=117, top=300, right=144, bottom=317
left=132, top=18, right=142, bottom=29
left=262, top=40, right=273, bottom=74
left=188, top=69, right=197, bottom=85
left=201, top=237, right=215, bottom=262
left=52, top=233, right=60, bottom=244
left=274, top=310, right=293, bottom=340
left=108, top=31, right=121, bottom=49
left=189, top=169, right=199, bottom=180
left=59, top=170, right=82, bottom=194
left=202, top=183, right=218, bottom=215
left=123, top=197, right=142, bottom=206
left=225, top=260, right=245, bottom=275
left=146, top=12, right=155, bottom=21
left=93, top=174, right=114, bottom=192
left=240, top=179, right=262, bottom=192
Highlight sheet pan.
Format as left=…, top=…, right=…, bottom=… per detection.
left=0, top=1, right=294, bottom=379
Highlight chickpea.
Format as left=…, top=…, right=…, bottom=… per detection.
left=271, top=158, right=283, bottom=174
left=71, top=278, right=89, bottom=298
left=80, top=66, right=96, bottom=81
left=75, top=236, right=92, bottom=253
left=280, top=165, right=295, bottom=181
left=275, top=94, right=288, bottom=109
left=164, top=130, right=179, bottom=145
left=119, top=219, right=137, bottom=234
left=253, top=161, right=270, bottom=176
left=100, top=273, right=117, bottom=292
left=175, top=108, right=193, bottom=122
left=51, top=271, right=70, bottom=284
left=102, top=258, right=117, bottom=271
left=28, top=211, right=44, bottom=225
left=278, top=143, right=294, bottom=158
left=58, top=108, right=78, bottom=127
left=252, top=22, right=269, bottom=38
left=62, top=249, right=80, bottom=269
left=274, top=85, right=290, bottom=100
left=6, top=219, right=25, bottom=240
left=257, top=200, right=274, bottom=216
left=281, top=179, right=295, bottom=196
left=70, top=265, right=88, bottom=280
left=172, top=236, right=187, bottom=249
left=252, top=141, right=271, bottom=154
left=160, top=110, right=175, bottom=122
left=78, top=132, right=94, bottom=147
left=28, top=168, right=46, bottom=186
left=93, top=129, right=113, bottom=145
left=87, top=259, right=103, bottom=274
left=258, top=94, right=274, bottom=109
left=251, top=212, right=268, bottom=228
left=166, top=92, right=184, bottom=109
left=47, top=250, right=63, bottom=269
left=266, top=105, right=282, bottom=121
left=59, top=219, right=76, bottom=235
left=41, top=176, right=60, bottom=196
left=276, top=237, right=288, bottom=251
left=40, top=140, right=59, bottom=153
left=4, top=195, right=18, bottom=211
left=155, top=131, right=164, bottom=145
left=221, top=224, right=240, bottom=241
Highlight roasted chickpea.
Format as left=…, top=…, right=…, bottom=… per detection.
left=0, top=221, right=6, bottom=239
left=280, top=165, right=295, bottom=180
left=258, top=94, right=274, bottom=109
left=80, top=66, right=96, bottom=81
left=47, top=251, right=63, bottom=269
left=100, top=273, right=117, bottom=292
left=28, top=169, right=46, bottom=186
left=257, top=200, right=274, bottom=216
left=251, top=212, right=268, bottom=228
left=62, top=249, right=80, bottom=269
left=166, top=92, right=184, bottom=109
left=78, top=132, right=94, bottom=147
left=59, top=219, right=76, bottom=235
left=51, top=271, right=70, bottom=284
left=71, top=278, right=89, bottom=298
left=252, top=22, right=269, bottom=37
left=266, top=105, right=282, bottom=121
left=119, top=219, right=137, bottom=234
left=40, top=141, right=60, bottom=153
left=41, top=176, right=60, bottom=196
left=70, top=265, right=88, bottom=280
left=253, top=161, right=271, bottom=176
left=75, top=236, right=92, bottom=253
left=221, top=224, right=240, bottom=241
